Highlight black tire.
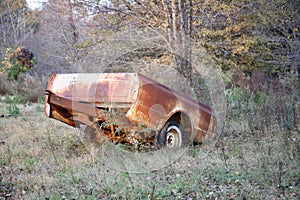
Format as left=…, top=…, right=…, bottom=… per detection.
left=157, top=121, right=183, bottom=149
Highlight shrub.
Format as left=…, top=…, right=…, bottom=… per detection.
left=6, top=103, right=20, bottom=117
left=0, top=47, right=36, bottom=80
left=226, top=77, right=299, bottom=135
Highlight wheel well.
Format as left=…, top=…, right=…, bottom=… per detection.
left=167, top=112, right=193, bottom=145
left=168, top=112, right=190, bottom=127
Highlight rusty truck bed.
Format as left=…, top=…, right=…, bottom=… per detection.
left=45, top=73, right=216, bottom=146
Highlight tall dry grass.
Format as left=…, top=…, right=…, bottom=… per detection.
left=0, top=73, right=49, bottom=103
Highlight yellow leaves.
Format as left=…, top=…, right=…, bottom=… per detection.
left=3, top=0, right=25, bottom=9
left=1, top=48, right=12, bottom=72
left=0, top=47, right=35, bottom=80
left=231, top=36, right=257, bottom=56
left=232, top=45, right=247, bottom=55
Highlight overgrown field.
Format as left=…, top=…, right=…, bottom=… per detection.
left=0, top=85, right=299, bottom=199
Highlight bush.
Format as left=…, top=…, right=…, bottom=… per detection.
left=0, top=47, right=36, bottom=80
left=226, top=77, right=299, bottom=135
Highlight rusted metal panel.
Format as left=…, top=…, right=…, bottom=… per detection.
left=128, top=73, right=216, bottom=140
left=126, top=74, right=179, bottom=130
left=45, top=73, right=216, bottom=146
left=47, top=73, right=138, bottom=105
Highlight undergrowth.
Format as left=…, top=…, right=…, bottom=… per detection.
left=0, top=72, right=299, bottom=199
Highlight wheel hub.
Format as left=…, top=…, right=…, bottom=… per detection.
left=166, top=131, right=177, bottom=148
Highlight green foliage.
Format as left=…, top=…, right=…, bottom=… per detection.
left=226, top=87, right=266, bottom=109
left=226, top=80, right=299, bottom=135
left=35, top=104, right=44, bottom=112
left=24, top=157, right=36, bottom=172
left=4, top=94, right=21, bottom=117
left=4, top=93, right=21, bottom=104
left=0, top=47, right=35, bottom=80
left=38, top=96, right=45, bottom=104
left=253, top=91, right=266, bottom=107
left=6, top=103, right=20, bottom=117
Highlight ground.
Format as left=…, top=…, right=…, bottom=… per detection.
left=0, top=101, right=299, bottom=199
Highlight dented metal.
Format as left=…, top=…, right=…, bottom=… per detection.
left=45, top=73, right=216, bottom=146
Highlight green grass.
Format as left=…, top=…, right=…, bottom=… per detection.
left=0, top=100, right=299, bottom=199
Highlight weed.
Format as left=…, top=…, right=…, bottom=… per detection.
left=35, top=104, right=43, bottom=112
left=4, top=93, right=21, bottom=104
left=24, top=157, right=35, bottom=172
left=6, top=103, right=20, bottom=117
left=45, top=128, right=60, bottom=166
left=118, top=171, right=134, bottom=194
left=38, top=96, right=45, bottom=104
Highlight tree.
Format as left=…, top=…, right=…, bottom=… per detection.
left=253, top=0, right=300, bottom=77
left=0, top=0, right=37, bottom=57
left=30, top=0, right=299, bottom=79
left=73, top=0, right=194, bottom=80
left=32, top=0, right=91, bottom=72
left=192, top=0, right=299, bottom=77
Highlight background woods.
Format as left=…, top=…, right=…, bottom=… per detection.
left=1, top=0, right=299, bottom=79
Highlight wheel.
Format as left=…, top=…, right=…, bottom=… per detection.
left=157, top=121, right=183, bottom=149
